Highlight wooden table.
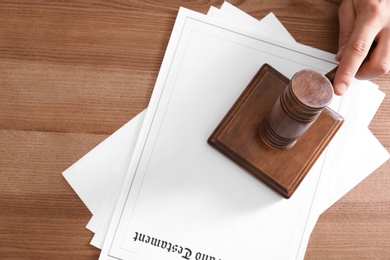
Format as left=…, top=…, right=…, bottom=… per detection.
left=1, top=1, right=389, bottom=259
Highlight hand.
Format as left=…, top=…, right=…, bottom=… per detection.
left=334, top=0, right=390, bottom=95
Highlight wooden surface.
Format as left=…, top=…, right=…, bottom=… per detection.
left=0, top=1, right=389, bottom=259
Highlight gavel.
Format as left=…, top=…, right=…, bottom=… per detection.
left=259, top=68, right=336, bottom=150
left=208, top=63, right=345, bottom=198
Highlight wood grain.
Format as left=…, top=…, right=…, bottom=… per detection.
left=0, top=1, right=389, bottom=259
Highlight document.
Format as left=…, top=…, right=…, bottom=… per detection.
left=64, top=3, right=306, bottom=245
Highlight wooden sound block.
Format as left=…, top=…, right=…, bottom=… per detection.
left=208, top=64, right=344, bottom=199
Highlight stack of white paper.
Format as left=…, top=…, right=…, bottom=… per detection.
left=63, top=3, right=389, bottom=260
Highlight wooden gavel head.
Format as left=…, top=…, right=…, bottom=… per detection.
left=259, top=69, right=334, bottom=150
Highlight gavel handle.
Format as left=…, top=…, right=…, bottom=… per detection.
left=325, top=66, right=338, bottom=84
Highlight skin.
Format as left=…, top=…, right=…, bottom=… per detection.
left=334, top=0, right=390, bottom=95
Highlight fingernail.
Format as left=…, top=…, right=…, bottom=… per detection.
left=335, top=83, right=347, bottom=95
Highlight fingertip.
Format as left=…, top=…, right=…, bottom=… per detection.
left=334, top=83, right=347, bottom=96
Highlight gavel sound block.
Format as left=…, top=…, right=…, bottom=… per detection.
left=208, top=64, right=344, bottom=199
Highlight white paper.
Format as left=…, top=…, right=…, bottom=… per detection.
left=62, top=110, right=145, bottom=214
left=99, top=7, right=349, bottom=259
left=219, top=1, right=296, bottom=42
left=75, top=5, right=306, bottom=248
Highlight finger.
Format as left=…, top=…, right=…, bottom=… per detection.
left=333, top=16, right=381, bottom=95
left=336, top=0, right=356, bottom=61
left=356, top=30, right=390, bottom=79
